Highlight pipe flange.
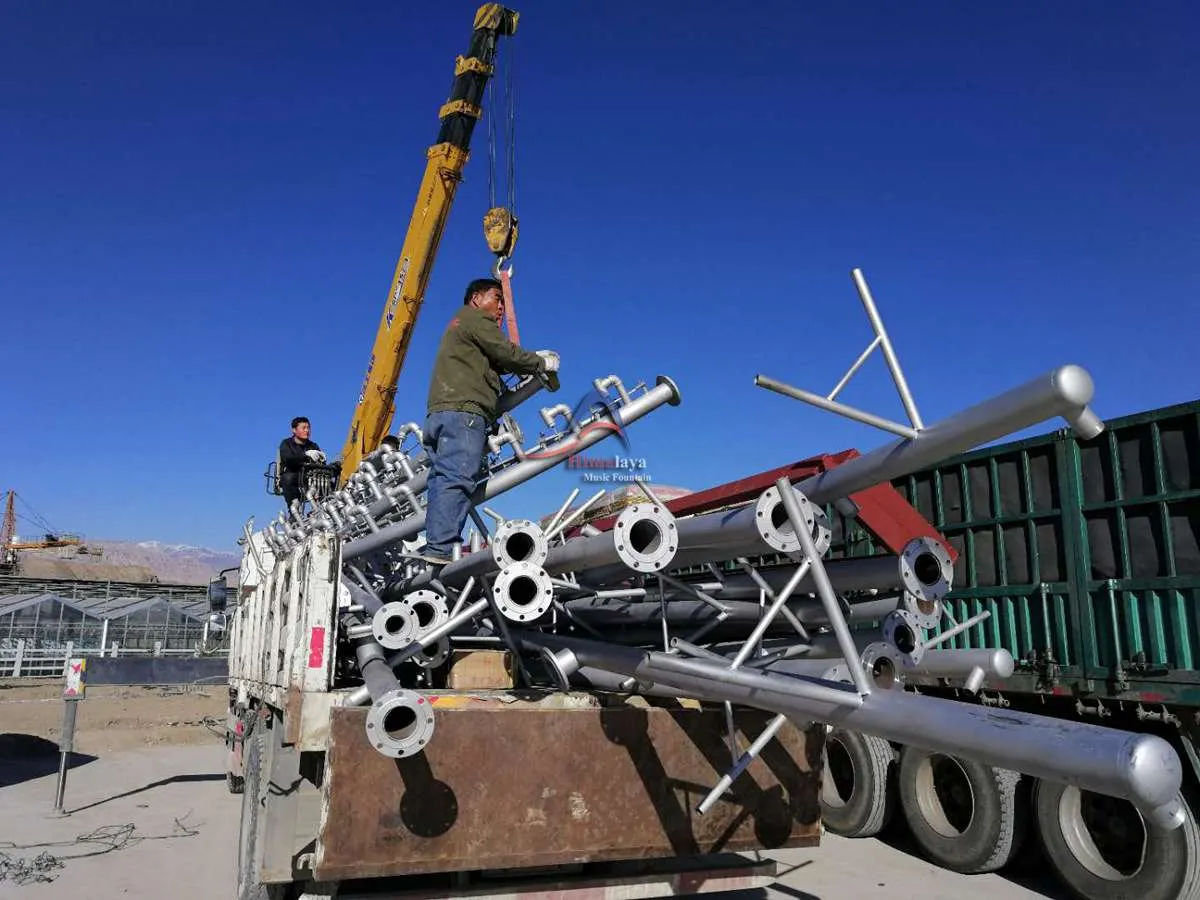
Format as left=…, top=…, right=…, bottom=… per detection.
left=493, top=562, right=554, bottom=623
left=371, top=601, right=420, bottom=650
left=413, top=637, right=450, bottom=669
left=900, top=537, right=954, bottom=603
left=491, top=518, right=549, bottom=568
left=882, top=609, right=925, bottom=667
left=810, top=507, right=833, bottom=557
left=756, top=485, right=832, bottom=556
left=901, top=591, right=942, bottom=630
left=402, top=590, right=449, bottom=640
left=861, top=642, right=905, bottom=690
left=613, top=504, right=678, bottom=572
left=540, top=646, right=580, bottom=691
left=364, top=688, right=435, bottom=758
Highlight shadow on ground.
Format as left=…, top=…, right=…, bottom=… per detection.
left=0, top=733, right=97, bottom=788
left=66, top=772, right=226, bottom=814
left=701, top=886, right=819, bottom=900
left=875, top=811, right=1071, bottom=900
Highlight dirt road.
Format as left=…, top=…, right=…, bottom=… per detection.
left=0, top=679, right=227, bottom=757
left=0, top=747, right=1068, bottom=900
left=0, top=682, right=1067, bottom=899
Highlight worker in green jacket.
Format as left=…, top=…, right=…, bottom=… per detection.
left=417, top=277, right=559, bottom=565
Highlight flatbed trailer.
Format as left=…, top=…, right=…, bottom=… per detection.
left=226, top=530, right=824, bottom=900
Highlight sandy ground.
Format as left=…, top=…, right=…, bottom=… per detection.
left=0, top=679, right=228, bottom=756
left=0, top=683, right=1068, bottom=899
left=0, top=748, right=1070, bottom=900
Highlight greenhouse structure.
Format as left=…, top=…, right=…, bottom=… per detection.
left=0, top=576, right=214, bottom=653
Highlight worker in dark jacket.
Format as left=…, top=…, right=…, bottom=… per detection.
left=417, top=278, right=559, bottom=565
left=278, top=416, right=325, bottom=511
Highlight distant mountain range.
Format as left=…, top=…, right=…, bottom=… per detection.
left=15, top=539, right=241, bottom=585
left=94, top=540, right=241, bottom=584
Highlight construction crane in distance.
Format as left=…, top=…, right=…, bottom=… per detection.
left=1, top=489, right=94, bottom=573
left=338, top=4, right=521, bottom=481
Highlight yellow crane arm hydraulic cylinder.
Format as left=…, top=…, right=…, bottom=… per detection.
left=339, top=4, right=519, bottom=481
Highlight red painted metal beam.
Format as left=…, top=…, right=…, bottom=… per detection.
left=571, top=450, right=956, bottom=562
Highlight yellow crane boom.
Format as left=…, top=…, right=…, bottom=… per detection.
left=339, top=4, right=520, bottom=481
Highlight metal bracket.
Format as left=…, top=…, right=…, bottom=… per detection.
left=755, top=267, right=925, bottom=439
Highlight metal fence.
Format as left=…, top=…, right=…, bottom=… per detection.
left=0, top=639, right=229, bottom=679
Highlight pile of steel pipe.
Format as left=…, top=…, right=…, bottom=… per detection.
left=242, top=348, right=1191, bottom=834
left=515, top=630, right=1184, bottom=831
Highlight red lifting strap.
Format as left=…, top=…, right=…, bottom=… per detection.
left=499, top=269, right=520, bottom=345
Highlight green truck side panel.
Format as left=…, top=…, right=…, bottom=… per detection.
left=891, top=398, right=1200, bottom=704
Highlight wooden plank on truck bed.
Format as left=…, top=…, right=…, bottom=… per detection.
left=314, top=691, right=822, bottom=882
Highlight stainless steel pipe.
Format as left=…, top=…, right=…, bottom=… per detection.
left=650, top=538, right=951, bottom=606
left=344, top=375, right=682, bottom=561
left=395, top=502, right=678, bottom=595
left=575, top=484, right=831, bottom=587
left=776, top=365, right=1103, bottom=506
left=519, top=631, right=1185, bottom=831
left=563, top=593, right=906, bottom=630
left=904, top=648, right=1015, bottom=685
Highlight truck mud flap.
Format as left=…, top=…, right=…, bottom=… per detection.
left=315, top=696, right=822, bottom=881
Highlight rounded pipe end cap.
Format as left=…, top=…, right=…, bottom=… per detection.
left=1125, top=733, right=1184, bottom=812
left=1050, top=364, right=1096, bottom=408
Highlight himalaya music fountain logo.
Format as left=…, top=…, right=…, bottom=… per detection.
left=524, top=387, right=653, bottom=483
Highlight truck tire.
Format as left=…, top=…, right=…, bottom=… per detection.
left=1034, top=781, right=1200, bottom=900
left=820, top=728, right=895, bottom=837
left=236, top=720, right=288, bottom=900
left=898, top=746, right=1027, bottom=873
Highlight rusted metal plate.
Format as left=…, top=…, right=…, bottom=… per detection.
left=315, top=695, right=823, bottom=881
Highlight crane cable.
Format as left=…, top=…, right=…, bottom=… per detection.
left=485, top=40, right=521, bottom=344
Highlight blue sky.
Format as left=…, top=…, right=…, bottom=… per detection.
left=2, top=1, right=1196, bottom=549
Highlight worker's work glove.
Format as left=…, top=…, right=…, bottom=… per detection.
left=536, top=350, right=560, bottom=373
left=305, top=449, right=324, bottom=463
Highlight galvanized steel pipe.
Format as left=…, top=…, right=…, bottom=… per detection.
left=344, top=375, right=681, bottom=561
left=519, top=631, right=1185, bottom=831
left=780, top=365, right=1104, bottom=506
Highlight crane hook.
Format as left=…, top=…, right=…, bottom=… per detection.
left=492, top=255, right=514, bottom=279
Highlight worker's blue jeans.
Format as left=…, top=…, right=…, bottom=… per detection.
left=422, top=410, right=489, bottom=558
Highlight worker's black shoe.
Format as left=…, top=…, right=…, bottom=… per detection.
left=414, top=550, right=452, bottom=567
